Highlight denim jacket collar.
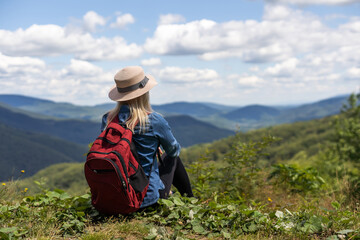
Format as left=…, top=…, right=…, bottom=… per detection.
left=119, top=104, right=130, bottom=114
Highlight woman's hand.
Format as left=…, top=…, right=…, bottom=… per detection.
left=158, top=147, right=163, bottom=155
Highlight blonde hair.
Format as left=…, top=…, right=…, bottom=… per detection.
left=106, top=92, right=152, bottom=132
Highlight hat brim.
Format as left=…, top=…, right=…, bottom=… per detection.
left=108, top=74, right=158, bottom=102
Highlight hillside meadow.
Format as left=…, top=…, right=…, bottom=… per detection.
left=0, top=94, right=359, bottom=239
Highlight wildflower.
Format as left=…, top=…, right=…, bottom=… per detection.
left=21, top=170, right=25, bottom=173
left=268, top=197, right=273, bottom=202
left=24, top=188, right=28, bottom=193
left=2, top=183, right=5, bottom=186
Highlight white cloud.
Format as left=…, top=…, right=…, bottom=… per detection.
left=144, top=19, right=218, bottom=55
left=143, top=4, right=360, bottom=103
left=265, top=0, right=360, bottom=5
left=144, top=4, right=360, bottom=66
left=0, top=24, right=142, bottom=61
left=141, top=58, right=162, bottom=66
left=0, top=54, right=114, bottom=104
left=0, top=7, right=358, bottom=106
left=110, top=13, right=135, bottom=29
left=265, top=58, right=299, bottom=77
left=75, top=37, right=142, bottom=61
left=263, top=4, right=293, bottom=20
left=339, top=19, right=360, bottom=32
left=347, top=67, right=360, bottom=78
left=158, top=14, right=186, bottom=25
left=250, top=66, right=260, bottom=72
left=228, top=74, right=265, bottom=88
left=62, top=59, right=103, bottom=77
left=0, top=52, right=46, bottom=75
left=82, top=11, right=106, bottom=32
left=0, top=52, right=355, bottom=106
left=155, top=66, right=219, bottom=84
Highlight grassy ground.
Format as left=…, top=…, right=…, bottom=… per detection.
left=1, top=177, right=359, bottom=240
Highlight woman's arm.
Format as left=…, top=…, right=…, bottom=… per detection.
left=153, top=113, right=181, bottom=158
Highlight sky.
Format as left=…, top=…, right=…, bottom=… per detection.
left=0, top=0, right=359, bottom=106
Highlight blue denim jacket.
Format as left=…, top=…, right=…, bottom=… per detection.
left=101, top=105, right=181, bottom=207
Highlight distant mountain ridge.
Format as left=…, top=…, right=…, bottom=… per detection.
left=275, top=95, right=349, bottom=123
left=224, top=105, right=281, bottom=121
left=152, top=102, right=220, bottom=117
left=0, top=94, right=54, bottom=106
left=0, top=103, right=100, bottom=145
left=0, top=94, right=349, bottom=131
left=0, top=94, right=110, bottom=121
left=0, top=103, right=233, bottom=148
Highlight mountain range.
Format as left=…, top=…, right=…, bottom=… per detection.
left=0, top=94, right=349, bottom=130
left=0, top=93, right=350, bottom=181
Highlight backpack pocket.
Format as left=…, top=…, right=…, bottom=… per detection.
left=129, top=166, right=149, bottom=193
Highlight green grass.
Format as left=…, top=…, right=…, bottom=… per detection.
left=1, top=183, right=359, bottom=240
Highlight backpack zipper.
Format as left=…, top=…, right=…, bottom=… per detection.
left=88, top=151, right=130, bottom=189
left=95, top=137, right=132, bottom=145
left=128, top=161, right=137, bottom=171
left=88, top=157, right=128, bottom=191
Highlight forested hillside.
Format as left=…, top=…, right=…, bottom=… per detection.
left=0, top=104, right=100, bottom=145
left=0, top=123, right=87, bottom=181
left=181, top=114, right=335, bottom=165
left=166, top=115, right=234, bottom=147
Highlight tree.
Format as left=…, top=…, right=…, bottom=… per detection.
left=334, top=93, right=360, bottom=164
left=332, top=93, right=360, bottom=203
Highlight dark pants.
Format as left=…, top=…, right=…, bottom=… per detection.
left=158, top=154, right=194, bottom=199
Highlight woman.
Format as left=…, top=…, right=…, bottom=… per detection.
left=101, top=66, right=193, bottom=208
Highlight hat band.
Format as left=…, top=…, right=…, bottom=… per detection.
left=117, top=76, right=149, bottom=93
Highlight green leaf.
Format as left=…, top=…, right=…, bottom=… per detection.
left=336, top=229, right=355, bottom=235
left=221, top=230, right=231, bottom=239
left=331, top=201, right=340, bottom=210
left=192, top=225, right=206, bottom=234
left=0, top=227, right=17, bottom=234
left=160, top=199, right=174, bottom=207
left=250, top=223, right=258, bottom=232
left=326, top=235, right=339, bottom=240
left=144, top=227, right=158, bottom=240
left=227, top=205, right=235, bottom=211
left=144, top=235, right=157, bottom=240
left=168, top=211, right=179, bottom=220
left=173, top=197, right=185, bottom=206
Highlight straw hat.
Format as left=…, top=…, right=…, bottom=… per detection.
left=108, top=66, right=158, bottom=102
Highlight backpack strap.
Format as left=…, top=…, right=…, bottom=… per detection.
left=111, top=113, right=162, bottom=178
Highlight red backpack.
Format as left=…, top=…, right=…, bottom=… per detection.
left=84, top=116, right=150, bottom=215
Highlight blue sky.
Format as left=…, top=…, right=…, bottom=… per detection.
left=0, top=0, right=359, bottom=106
